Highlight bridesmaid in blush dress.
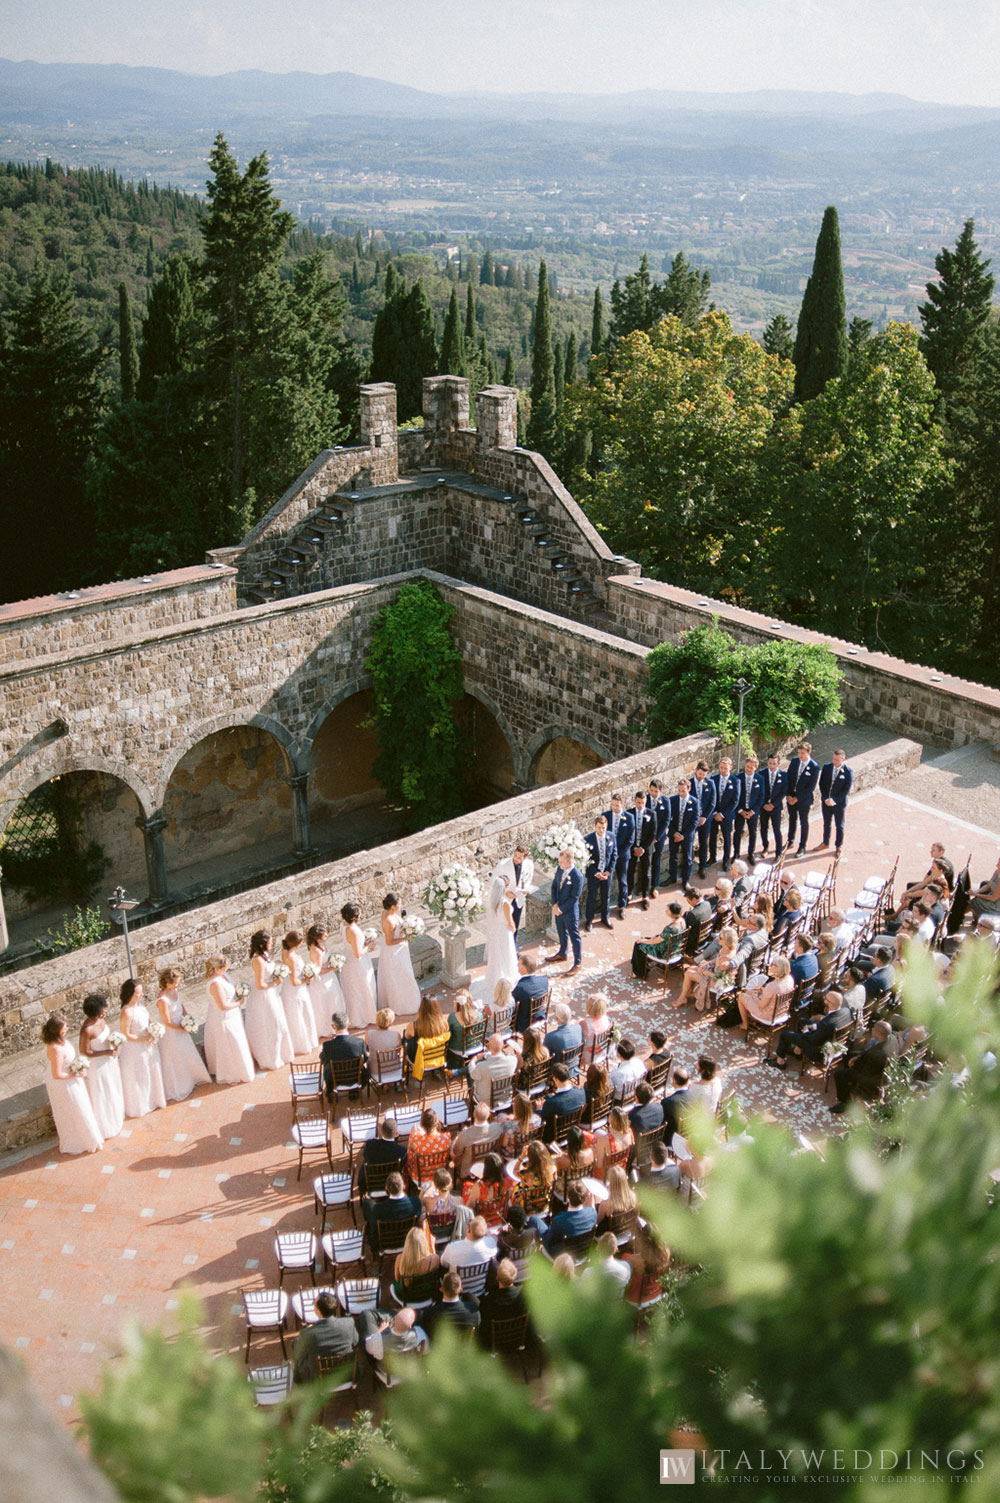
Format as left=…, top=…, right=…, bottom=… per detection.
left=305, top=923, right=346, bottom=1041
left=118, top=979, right=167, bottom=1119
left=244, top=930, right=294, bottom=1072
left=280, top=929, right=319, bottom=1056
left=339, top=901, right=377, bottom=1030
left=79, top=994, right=124, bottom=1140
left=42, top=1013, right=103, bottom=1155
left=377, top=892, right=421, bottom=1017
left=155, top=966, right=211, bottom=1102
left=203, top=955, right=255, bottom=1084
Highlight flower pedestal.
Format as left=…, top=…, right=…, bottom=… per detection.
left=525, top=872, right=560, bottom=945
left=439, top=925, right=472, bottom=990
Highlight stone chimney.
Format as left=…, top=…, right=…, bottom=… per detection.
left=476, top=385, right=518, bottom=453
left=359, top=382, right=399, bottom=484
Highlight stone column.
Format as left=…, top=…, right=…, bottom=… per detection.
left=359, top=382, right=399, bottom=484
left=288, top=773, right=313, bottom=857
left=138, top=811, right=169, bottom=908
left=476, top=385, right=518, bottom=452
left=439, top=925, right=472, bottom=990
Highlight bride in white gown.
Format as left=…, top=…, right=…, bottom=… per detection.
left=481, top=874, right=519, bottom=1000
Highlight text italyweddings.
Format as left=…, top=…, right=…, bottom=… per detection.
left=697, top=1448, right=985, bottom=1478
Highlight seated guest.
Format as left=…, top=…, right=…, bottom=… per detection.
left=452, top=1102, right=503, bottom=1180
left=403, top=996, right=449, bottom=1065
left=814, top=931, right=839, bottom=993
left=675, top=926, right=741, bottom=1012
left=484, top=977, right=516, bottom=1032
left=640, top=1139, right=683, bottom=1191
left=497, top=1203, right=541, bottom=1262
left=592, top=1106, right=634, bottom=1178
left=584, top=1060, right=613, bottom=1114
left=496, top=1091, right=541, bottom=1158
left=511, top=1139, right=557, bottom=1214
left=766, top=989, right=853, bottom=1070
left=632, top=902, right=686, bottom=978
left=730, top=859, right=750, bottom=905
left=540, top=1063, right=586, bottom=1142
left=553, top=1124, right=596, bottom=1192
left=365, top=1170, right=422, bottom=1248
left=580, top=992, right=612, bottom=1067
left=586, top=1231, right=632, bottom=1290
left=682, top=885, right=713, bottom=954
left=841, top=964, right=868, bottom=1021
left=552, top=1254, right=578, bottom=1283
left=824, top=908, right=857, bottom=957
left=406, top=1107, right=452, bottom=1183
left=357, top=1115, right=407, bottom=1196
left=425, top=1270, right=480, bottom=1338
left=541, top=1180, right=598, bottom=1255
left=900, top=844, right=953, bottom=909
left=772, top=888, right=804, bottom=943
left=610, top=1038, right=646, bottom=1100
left=645, top=1030, right=671, bottom=1070
left=362, top=1305, right=429, bottom=1363
left=734, top=914, right=770, bottom=974
left=861, top=947, right=896, bottom=998
left=830, top=1021, right=897, bottom=1114
left=367, top=1007, right=401, bottom=1057
left=447, top=990, right=483, bottom=1059
left=686, top=1056, right=724, bottom=1115
left=469, top=1033, right=518, bottom=1106
left=463, top=1152, right=511, bottom=1226
left=771, top=871, right=797, bottom=926
left=512, top=955, right=549, bottom=1035
left=623, top=1223, right=672, bottom=1306
left=515, top=1025, right=550, bottom=1090
left=661, top=1069, right=696, bottom=1146
left=391, top=1225, right=441, bottom=1306
left=478, top=1257, right=529, bottom=1338
left=440, top=1214, right=497, bottom=1271
left=790, top=932, right=820, bottom=987
left=628, top=1080, right=664, bottom=1137
left=420, top=1166, right=473, bottom=1241
left=543, top=1002, right=583, bottom=1061
left=596, top=1165, right=639, bottom=1233
left=320, top=1013, right=366, bottom=1101
left=737, top=956, right=794, bottom=1036
left=709, top=877, right=734, bottom=928
left=291, top=1291, right=359, bottom=1383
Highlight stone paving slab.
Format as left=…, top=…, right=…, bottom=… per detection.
left=1, top=782, right=998, bottom=1425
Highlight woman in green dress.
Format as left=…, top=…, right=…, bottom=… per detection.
left=631, top=901, right=686, bottom=979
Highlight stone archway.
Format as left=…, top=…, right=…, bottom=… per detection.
left=454, top=689, right=516, bottom=808
left=526, top=726, right=609, bottom=788
left=306, top=688, right=381, bottom=839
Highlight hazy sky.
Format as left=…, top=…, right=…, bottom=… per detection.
left=4, top=0, right=1000, bottom=107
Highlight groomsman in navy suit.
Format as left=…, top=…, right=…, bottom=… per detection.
left=786, top=741, right=820, bottom=855
left=756, top=752, right=787, bottom=858
left=602, top=791, right=634, bottom=919
left=627, top=790, right=659, bottom=910
left=667, top=776, right=699, bottom=886
left=732, top=756, right=763, bottom=863
left=708, top=757, right=739, bottom=871
left=819, top=749, right=854, bottom=851
left=647, top=777, right=670, bottom=895
left=584, top=814, right=615, bottom=930
left=689, top=760, right=717, bottom=878
left=547, top=850, right=584, bottom=973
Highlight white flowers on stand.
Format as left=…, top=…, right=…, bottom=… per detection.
left=422, top=865, right=485, bottom=928
left=530, top=821, right=589, bottom=869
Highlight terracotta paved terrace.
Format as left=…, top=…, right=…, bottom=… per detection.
left=0, top=784, right=996, bottom=1425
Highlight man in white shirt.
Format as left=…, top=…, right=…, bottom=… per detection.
left=610, top=1038, right=646, bottom=1098
left=825, top=908, right=857, bottom=956
left=493, top=845, right=535, bottom=940
left=468, top=1033, right=518, bottom=1106
left=451, top=1103, right=503, bottom=1179
left=441, top=1215, right=498, bottom=1271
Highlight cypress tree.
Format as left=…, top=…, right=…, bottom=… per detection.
left=565, top=329, right=578, bottom=383
left=145, top=236, right=154, bottom=279
left=591, top=286, right=605, bottom=360
left=439, top=285, right=465, bottom=375
left=919, top=218, right=995, bottom=416
left=526, top=259, right=557, bottom=455
left=383, top=260, right=397, bottom=301
left=118, top=282, right=139, bottom=403
left=138, top=255, right=198, bottom=402
left=465, top=280, right=476, bottom=345
left=501, top=348, right=515, bottom=386
left=792, top=205, right=848, bottom=404
left=480, top=249, right=494, bottom=286
left=553, top=339, right=565, bottom=412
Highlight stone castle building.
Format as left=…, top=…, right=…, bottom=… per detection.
left=0, top=374, right=998, bottom=1103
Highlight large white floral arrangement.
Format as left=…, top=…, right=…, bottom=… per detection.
left=422, top=864, right=485, bottom=925
left=530, top=821, right=589, bottom=870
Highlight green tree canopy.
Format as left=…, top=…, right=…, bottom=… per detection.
left=526, top=259, right=557, bottom=456
left=919, top=217, right=995, bottom=418
left=762, top=311, right=795, bottom=360
left=793, top=205, right=848, bottom=404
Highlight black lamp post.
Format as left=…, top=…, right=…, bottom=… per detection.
left=108, top=886, right=139, bottom=980
left=733, top=676, right=753, bottom=761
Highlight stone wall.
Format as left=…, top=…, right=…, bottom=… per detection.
left=0, top=567, right=236, bottom=666
left=0, top=731, right=716, bottom=1059
left=606, top=575, right=1000, bottom=750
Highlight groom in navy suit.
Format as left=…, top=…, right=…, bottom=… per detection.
left=756, top=753, right=787, bottom=858
left=584, top=815, right=615, bottom=931
left=546, top=850, right=584, bottom=974
left=786, top=741, right=820, bottom=855
left=819, top=749, right=854, bottom=851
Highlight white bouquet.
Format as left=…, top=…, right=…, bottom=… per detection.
left=398, top=913, right=426, bottom=941
left=301, top=962, right=319, bottom=982
left=530, top=821, right=589, bottom=870
left=107, top=1030, right=127, bottom=1053
left=363, top=927, right=379, bottom=949
left=67, top=1056, right=89, bottom=1076
left=235, top=982, right=250, bottom=1002
left=180, top=1013, right=199, bottom=1034
left=327, top=953, right=346, bottom=973
left=422, top=864, right=485, bottom=925
left=272, top=962, right=290, bottom=983
left=147, top=1018, right=166, bottom=1042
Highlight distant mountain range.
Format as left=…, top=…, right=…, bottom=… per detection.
left=2, top=58, right=998, bottom=133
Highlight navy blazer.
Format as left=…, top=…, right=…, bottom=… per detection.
left=550, top=864, right=584, bottom=911
left=690, top=775, right=717, bottom=822
left=735, top=770, right=763, bottom=816
left=756, top=765, right=787, bottom=810
left=602, top=808, right=635, bottom=860
left=629, top=806, right=658, bottom=853
left=668, top=792, right=699, bottom=840
left=585, top=829, right=615, bottom=879
left=711, top=772, right=740, bottom=820
left=648, top=792, right=670, bottom=841
left=786, top=756, right=819, bottom=805
left=819, top=762, right=854, bottom=807
left=512, top=974, right=549, bottom=1033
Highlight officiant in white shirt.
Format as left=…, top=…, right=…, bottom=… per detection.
left=493, top=843, right=534, bottom=941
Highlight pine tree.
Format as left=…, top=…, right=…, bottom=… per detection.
left=526, top=259, right=557, bottom=456
left=658, top=251, right=711, bottom=326
left=371, top=279, right=438, bottom=422
left=565, top=329, right=578, bottom=384
left=439, top=285, right=465, bottom=376
left=118, top=282, right=139, bottom=403
left=138, top=255, right=198, bottom=402
left=919, top=218, right=995, bottom=417
left=792, top=205, right=848, bottom=404
left=591, top=286, right=605, bottom=361
left=762, top=313, right=795, bottom=360
left=608, top=253, right=653, bottom=345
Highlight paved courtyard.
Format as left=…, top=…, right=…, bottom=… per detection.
left=0, top=781, right=997, bottom=1425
